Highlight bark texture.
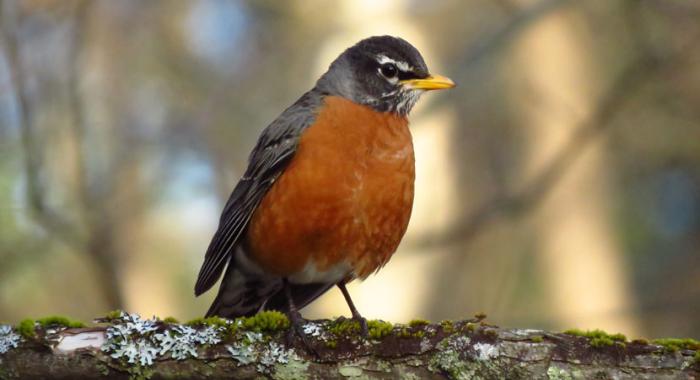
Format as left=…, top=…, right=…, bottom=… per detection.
left=0, top=315, right=697, bottom=380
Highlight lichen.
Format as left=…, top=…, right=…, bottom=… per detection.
left=155, top=324, right=222, bottom=360
left=225, top=332, right=298, bottom=374
left=338, top=365, right=363, bottom=377
left=257, top=341, right=297, bottom=373
left=273, top=358, right=310, bottom=380
left=531, top=335, right=544, bottom=343
left=101, top=311, right=225, bottom=369
left=227, top=332, right=262, bottom=365
left=651, top=338, right=700, bottom=352
left=101, top=312, right=160, bottom=366
left=16, top=319, right=36, bottom=339
left=473, top=342, right=500, bottom=361
left=0, top=325, right=21, bottom=355
left=302, top=322, right=324, bottom=337
left=429, top=335, right=474, bottom=379
left=547, top=365, right=573, bottom=380
left=563, top=328, right=627, bottom=347
left=36, top=315, right=86, bottom=329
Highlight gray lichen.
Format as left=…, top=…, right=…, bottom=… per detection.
left=429, top=335, right=474, bottom=379
left=154, top=324, right=222, bottom=360
left=0, top=325, right=22, bottom=355
left=225, top=331, right=299, bottom=374
left=101, top=311, right=225, bottom=366
left=473, top=342, right=500, bottom=361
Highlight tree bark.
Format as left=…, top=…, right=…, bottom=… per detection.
left=0, top=316, right=697, bottom=379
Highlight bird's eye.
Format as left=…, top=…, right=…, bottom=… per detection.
left=379, top=63, right=398, bottom=79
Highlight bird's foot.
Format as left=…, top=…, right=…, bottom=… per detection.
left=336, top=282, right=368, bottom=338
left=352, top=315, right=369, bottom=338
left=335, top=314, right=369, bottom=339
left=356, top=315, right=369, bottom=338
left=285, top=310, right=319, bottom=357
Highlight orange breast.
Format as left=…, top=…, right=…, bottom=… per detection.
left=245, top=96, right=415, bottom=281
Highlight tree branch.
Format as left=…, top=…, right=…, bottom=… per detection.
left=0, top=315, right=697, bottom=379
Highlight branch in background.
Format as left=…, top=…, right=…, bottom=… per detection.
left=66, top=0, right=94, bottom=222
left=408, top=5, right=700, bottom=251
left=0, top=315, right=697, bottom=379
left=457, top=0, right=572, bottom=69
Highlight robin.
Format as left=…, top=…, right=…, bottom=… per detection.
left=194, top=35, right=455, bottom=339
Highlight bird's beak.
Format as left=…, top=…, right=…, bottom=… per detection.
left=400, top=74, right=456, bottom=90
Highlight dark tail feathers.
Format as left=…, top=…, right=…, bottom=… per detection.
left=205, top=266, right=336, bottom=318
left=205, top=266, right=280, bottom=318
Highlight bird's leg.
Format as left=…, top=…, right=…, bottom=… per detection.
left=282, top=279, right=317, bottom=353
left=337, top=281, right=368, bottom=337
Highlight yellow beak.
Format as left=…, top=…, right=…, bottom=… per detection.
left=400, top=74, right=456, bottom=90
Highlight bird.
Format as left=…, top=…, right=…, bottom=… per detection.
left=194, top=35, right=455, bottom=339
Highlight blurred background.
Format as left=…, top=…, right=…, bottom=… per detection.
left=0, top=0, right=698, bottom=340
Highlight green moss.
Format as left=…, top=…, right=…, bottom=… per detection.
left=185, top=315, right=239, bottom=336
left=188, top=312, right=290, bottom=335
left=409, top=319, right=429, bottom=328
left=16, top=318, right=35, bottom=339
left=104, top=310, right=123, bottom=320
left=395, top=325, right=426, bottom=339
left=368, top=319, right=393, bottom=340
left=240, top=311, right=289, bottom=333
left=531, top=335, right=544, bottom=343
left=465, top=322, right=477, bottom=332
left=186, top=316, right=229, bottom=328
left=440, top=320, right=454, bottom=334
left=564, top=328, right=627, bottom=347
left=36, top=315, right=86, bottom=329
left=162, top=316, right=179, bottom=324
left=651, top=338, right=700, bottom=352
left=396, top=326, right=411, bottom=338
left=328, top=318, right=361, bottom=336
left=325, top=340, right=337, bottom=349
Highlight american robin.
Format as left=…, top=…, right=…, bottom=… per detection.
left=194, top=35, right=454, bottom=338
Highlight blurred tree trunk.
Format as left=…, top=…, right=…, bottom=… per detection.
left=510, top=3, right=639, bottom=334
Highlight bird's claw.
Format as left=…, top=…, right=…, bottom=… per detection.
left=356, top=316, right=369, bottom=338
left=285, top=310, right=320, bottom=357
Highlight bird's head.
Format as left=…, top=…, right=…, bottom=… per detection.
left=316, top=35, right=456, bottom=115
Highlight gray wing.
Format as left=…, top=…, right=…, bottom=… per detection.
left=194, top=91, right=323, bottom=296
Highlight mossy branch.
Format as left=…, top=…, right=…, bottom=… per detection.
left=0, top=313, right=698, bottom=380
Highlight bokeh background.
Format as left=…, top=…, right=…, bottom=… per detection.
left=1, top=0, right=698, bottom=341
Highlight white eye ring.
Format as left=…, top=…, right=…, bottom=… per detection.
left=379, top=62, right=398, bottom=78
